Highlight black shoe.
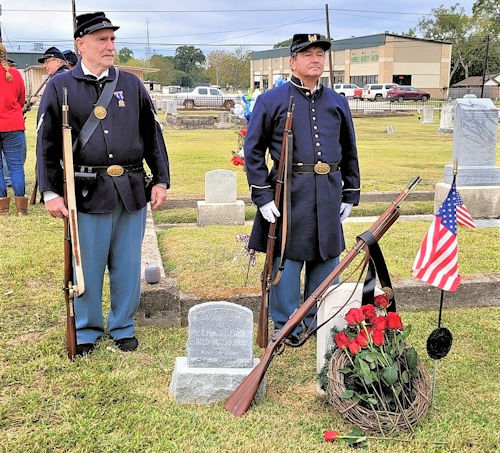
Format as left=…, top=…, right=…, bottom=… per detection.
left=76, top=343, right=96, bottom=357
left=114, top=337, right=138, bottom=352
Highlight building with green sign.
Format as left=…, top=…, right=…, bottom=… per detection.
left=250, top=33, right=452, bottom=98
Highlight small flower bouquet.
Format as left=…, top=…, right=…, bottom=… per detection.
left=326, top=295, right=431, bottom=435
left=231, top=129, right=246, bottom=168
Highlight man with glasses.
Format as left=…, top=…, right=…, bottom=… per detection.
left=38, top=47, right=69, bottom=76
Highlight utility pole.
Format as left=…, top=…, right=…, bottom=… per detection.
left=72, top=0, right=77, bottom=51
left=0, top=4, right=3, bottom=43
left=325, top=3, right=334, bottom=89
left=145, top=19, right=152, bottom=59
left=480, top=35, right=490, bottom=98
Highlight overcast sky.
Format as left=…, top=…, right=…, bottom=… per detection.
left=1, top=0, right=476, bottom=57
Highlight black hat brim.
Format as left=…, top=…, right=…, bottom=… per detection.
left=38, top=54, right=65, bottom=64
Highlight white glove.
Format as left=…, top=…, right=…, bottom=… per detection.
left=260, top=201, right=280, bottom=223
left=339, top=202, right=353, bottom=222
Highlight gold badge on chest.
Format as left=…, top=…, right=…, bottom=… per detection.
left=93, top=105, right=107, bottom=120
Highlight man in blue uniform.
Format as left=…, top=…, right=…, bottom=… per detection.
left=36, top=12, right=170, bottom=356
left=38, top=47, right=69, bottom=76
left=245, top=34, right=360, bottom=343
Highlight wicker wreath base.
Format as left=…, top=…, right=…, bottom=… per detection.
left=327, top=348, right=431, bottom=435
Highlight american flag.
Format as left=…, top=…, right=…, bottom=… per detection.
left=455, top=189, right=477, bottom=228
left=411, top=182, right=474, bottom=292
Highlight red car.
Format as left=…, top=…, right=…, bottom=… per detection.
left=387, top=86, right=430, bottom=102
left=353, top=88, right=363, bottom=99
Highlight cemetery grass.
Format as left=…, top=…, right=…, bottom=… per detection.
left=0, top=213, right=499, bottom=453
left=3, top=111, right=497, bottom=451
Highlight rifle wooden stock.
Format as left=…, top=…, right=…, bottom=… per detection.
left=225, top=176, right=421, bottom=416
left=256, top=97, right=295, bottom=348
left=61, top=87, right=84, bottom=360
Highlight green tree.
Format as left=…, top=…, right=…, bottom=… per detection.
left=117, top=47, right=134, bottom=64
left=150, top=54, right=184, bottom=86
left=472, top=0, right=500, bottom=74
left=409, top=4, right=483, bottom=83
left=173, top=46, right=207, bottom=87
left=207, top=48, right=250, bottom=91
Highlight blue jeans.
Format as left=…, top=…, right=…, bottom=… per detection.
left=269, top=256, right=340, bottom=339
left=0, top=131, right=26, bottom=197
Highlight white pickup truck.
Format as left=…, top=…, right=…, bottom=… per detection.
left=175, top=86, right=238, bottom=110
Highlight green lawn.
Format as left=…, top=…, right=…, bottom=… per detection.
left=1, top=110, right=498, bottom=452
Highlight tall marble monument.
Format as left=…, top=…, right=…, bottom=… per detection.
left=435, top=98, right=500, bottom=218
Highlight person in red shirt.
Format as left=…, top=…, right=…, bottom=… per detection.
left=0, top=43, right=27, bottom=215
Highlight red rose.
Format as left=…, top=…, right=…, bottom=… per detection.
left=345, top=307, right=365, bottom=326
left=361, top=304, right=376, bottom=322
left=373, top=316, right=388, bottom=331
left=374, top=294, right=390, bottom=308
left=324, top=430, right=339, bottom=442
left=231, top=156, right=245, bottom=166
left=334, top=332, right=350, bottom=349
left=387, top=312, right=404, bottom=330
left=372, top=329, right=385, bottom=346
left=348, top=340, right=361, bottom=354
left=355, top=331, right=368, bottom=348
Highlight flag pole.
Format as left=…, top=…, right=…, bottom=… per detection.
left=431, top=159, right=458, bottom=407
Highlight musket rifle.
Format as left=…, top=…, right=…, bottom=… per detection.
left=28, top=77, right=50, bottom=204
left=256, top=96, right=294, bottom=348
left=225, top=176, right=421, bottom=416
left=62, top=87, right=85, bottom=360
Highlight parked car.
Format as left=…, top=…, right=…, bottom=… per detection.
left=362, top=83, right=399, bottom=101
left=333, top=83, right=360, bottom=98
left=387, top=86, right=431, bottom=102
left=174, top=86, right=238, bottom=110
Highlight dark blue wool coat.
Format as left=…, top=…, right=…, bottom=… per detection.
left=36, top=61, right=169, bottom=214
left=245, top=76, right=360, bottom=262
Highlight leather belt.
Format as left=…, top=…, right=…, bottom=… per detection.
left=292, top=161, right=340, bottom=174
left=74, top=163, right=144, bottom=177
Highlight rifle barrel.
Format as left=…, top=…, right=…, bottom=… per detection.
left=225, top=176, right=421, bottom=416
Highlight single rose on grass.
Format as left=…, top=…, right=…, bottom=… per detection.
left=323, top=430, right=339, bottom=442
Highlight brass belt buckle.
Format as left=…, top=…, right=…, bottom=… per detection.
left=314, top=161, right=331, bottom=175
left=107, top=165, right=124, bottom=177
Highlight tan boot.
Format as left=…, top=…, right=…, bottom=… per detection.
left=0, top=197, right=10, bottom=215
left=14, top=196, right=28, bottom=216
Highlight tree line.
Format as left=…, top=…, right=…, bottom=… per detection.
left=118, top=45, right=251, bottom=91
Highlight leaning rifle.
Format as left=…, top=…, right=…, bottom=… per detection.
left=23, top=76, right=49, bottom=114
left=27, top=77, right=50, bottom=204
left=225, top=176, right=421, bottom=416
left=256, top=96, right=294, bottom=348
left=61, top=87, right=85, bottom=360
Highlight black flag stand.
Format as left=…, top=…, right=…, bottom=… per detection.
left=427, top=160, right=458, bottom=406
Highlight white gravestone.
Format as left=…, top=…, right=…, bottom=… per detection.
left=169, top=301, right=265, bottom=403
left=435, top=97, right=500, bottom=218
left=438, top=103, right=453, bottom=134
left=197, top=169, right=245, bottom=226
left=421, top=105, right=434, bottom=124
